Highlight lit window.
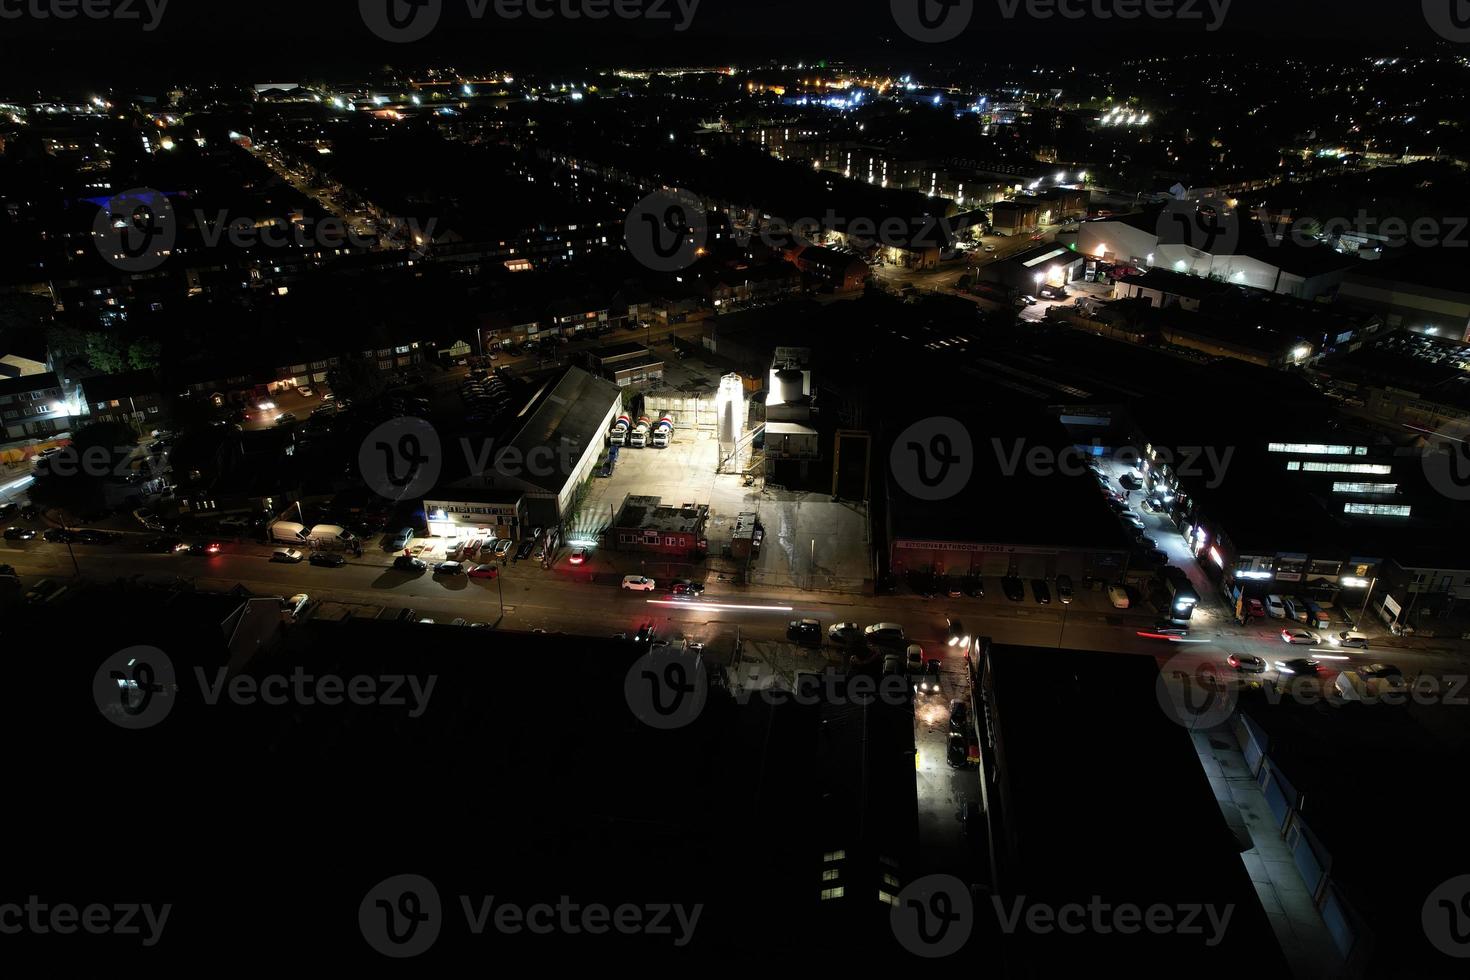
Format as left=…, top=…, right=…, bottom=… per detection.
left=1332, top=482, right=1397, bottom=494
left=821, top=869, right=839, bottom=882
left=823, top=850, right=846, bottom=862
left=820, top=887, right=845, bottom=901
left=1292, top=462, right=1392, bottom=475
left=1345, top=503, right=1411, bottom=516
left=878, top=891, right=897, bottom=906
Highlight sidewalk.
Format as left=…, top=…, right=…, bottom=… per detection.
left=1192, top=729, right=1345, bottom=979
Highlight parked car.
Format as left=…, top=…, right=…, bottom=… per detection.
left=621, top=575, right=657, bottom=592
left=670, top=579, right=705, bottom=596
left=1055, top=574, right=1074, bottom=603
left=393, top=555, right=427, bottom=572
left=0, top=502, right=17, bottom=518
left=515, top=540, right=536, bottom=560
left=1001, top=576, right=1026, bottom=602
left=1121, top=513, right=1146, bottom=531
left=75, top=529, right=117, bottom=544
left=1281, top=628, right=1322, bottom=646
left=493, top=538, right=513, bottom=557
left=786, top=619, right=822, bottom=646
left=1143, top=548, right=1170, bottom=565
left=863, top=622, right=906, bottom=643
left=947, top=732, right=970, bottom=768
left=1328, top=631, right=1370, bottom=649
left=1265, top=594, right=1287, bottom=619
left=828, top=622, right=862, bottom=644
left=1107, top=584, right=1131, bottom=609
left=1031, top=579, right=1051, bottom=604
left=468, top=563, right=499, bottom=579
left=387, top=527, right=416, bottom=551
left=309, top=552, right=346, bottom=567
left=905, top=644, right=925, bottom=673
left=949, top=699, right=971, bottom=733
left=1360, top=663, right=1401, bottom=678
left=434, top=561, right=465, bottom=576
left=274, top=412, right=297, bottom=426
left=271, top=548, right=304, bottom=563
left=3, top=526, right=36, bottom=541
left=963, top=574, right=985, bottom=598
left=944, top=576, right=962, bottom=598
left=42, top=527, right=76, bottom=543
left=1228, top=654, right=1267, bottom=673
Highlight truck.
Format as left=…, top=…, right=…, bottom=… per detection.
left=306, top=524, right=358, bottom=549
left=650, top=414, right=674, bottom=449
left=628, top=415, right=651, bottom=448
left=269, top=520, right=308, bottom=544
left=607, top=414, right=631, bottom=446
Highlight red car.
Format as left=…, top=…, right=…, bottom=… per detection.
left=468, top=563, right=499, bottom=579
left=568, top=547, right=587, bottom=565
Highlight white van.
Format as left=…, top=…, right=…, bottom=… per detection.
left=306, top=524, right=357, bottom=548
left=1265, top=595, right=1287, bottom=619
left=269, top=520, right=308, bottom=544
left=1108, top=584, right=1130, bottom=609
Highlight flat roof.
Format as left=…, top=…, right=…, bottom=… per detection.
left=983, top=642, right=1286, bottom=971
left=498, top=366, right=622, bottom=494
left=614, top=494, right=708, bottom=533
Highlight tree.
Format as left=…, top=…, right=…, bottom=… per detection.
left=85, top=332, right=126, bottom=374
left=127, top=338, right=163, bottom=372
left=27, top=421, right=138, bottom=521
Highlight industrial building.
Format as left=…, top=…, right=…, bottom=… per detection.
left=428, top=366, right=622, bottom=534
left=977, top=242, right=1086, bottom=295
left=607, top=494, right=710, bottom=557
left=584, top=341, right=665, bottom=389
left=971, top=641, right=1289, bottom=974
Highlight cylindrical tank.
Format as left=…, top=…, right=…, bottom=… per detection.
left=716, top=373, right=745, bottom=445
left=653, top=415, right=674, bottom=436
left=773, top=369, right=804, bottom=404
